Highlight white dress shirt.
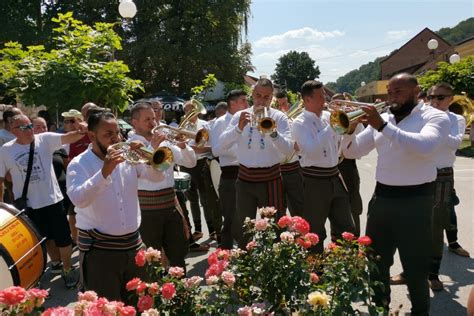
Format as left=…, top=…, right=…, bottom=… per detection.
left=341, top=102, right=450, bottom=186
left=292, top=110, right=340, bottom=168
left=433, top=110, right=466, bottom=169
left=66, top=146, right=165, bottom=235
left=219, top=106, right=293, bottom=168
left=127, top=133, right=196, bottom=191
left=210, top=112, right=238, bottom=167
left=189, top=118, right=212, bottom=160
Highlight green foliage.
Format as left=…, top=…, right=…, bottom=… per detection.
left=272, top=51, right=320, bottom=92
left=224, top=82, right=252, bottom=96
left=437, top=17, right=474, bottom=45
left=418, top=56, right=474, bottom=98
left=190, top=73, right=218, bottom=97
left=0, top=12, right=142, bottom=113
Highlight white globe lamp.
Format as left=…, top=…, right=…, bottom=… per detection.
left=119, top=0, right=137, bottom=18
left=361, top=81, right=366, bottom=87
left=427, top=39, right=438, bottom=50
left=449, top=53, right=461, bottom=64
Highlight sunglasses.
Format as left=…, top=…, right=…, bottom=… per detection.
left=428, top=95, right=452, bottom=101
left=64, top=119, right=76, bottom=124
left=14, top=124, right=34, bottom=131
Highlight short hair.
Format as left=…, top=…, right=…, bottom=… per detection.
left=31, top=116, right=47, bottom=124
left=274, top=91, right=288, bottom=99
left=3, top=107, right=22, bottom=123
left=130, top=101, right=152, bottom=120
left=215, top=101, right=228, bottom=112
left=254, top=78, right=273, bottom=90
left=300, top=80, right=324, bottom=98
left=10, top=114, right=29, bottom=124
left=431, top=82, right=454, bottom=94
left=87, top=111, right=116, bottom=131
left=226, top=89, right=247, bottom=104
left=391, top=73, right=418, bottom=86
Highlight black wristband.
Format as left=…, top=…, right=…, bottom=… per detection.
left=377, top=122, right=388, bottom=132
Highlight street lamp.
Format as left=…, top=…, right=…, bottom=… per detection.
left=119, top=0, right=137, bottom=19
left=449, top=53, right=461, bottom=64
left=361, top=81, right=366, bottom=87
left=427, top=39, right=439, bottom=50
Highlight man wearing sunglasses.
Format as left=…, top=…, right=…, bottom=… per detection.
left=0, top=114, right=88, bottom=288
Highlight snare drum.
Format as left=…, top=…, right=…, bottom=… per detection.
left=0, top=203, right=47, bottom=290
left=174, top=171, right=191, bottom=192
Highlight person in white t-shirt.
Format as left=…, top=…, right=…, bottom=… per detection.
left=0, top=114, right=87, bottom=288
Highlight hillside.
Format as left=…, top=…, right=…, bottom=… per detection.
left=326, top=18, right=474, bottom=94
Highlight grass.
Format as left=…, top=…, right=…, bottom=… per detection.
left=456, top=139, right=474, bottom=157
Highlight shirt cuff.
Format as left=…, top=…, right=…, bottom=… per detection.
left=380, top=121, right=396, bottom=139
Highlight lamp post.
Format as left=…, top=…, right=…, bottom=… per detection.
left=118, top=0, right=137, bottom=18
left=427, top=38, right=438, bottom=63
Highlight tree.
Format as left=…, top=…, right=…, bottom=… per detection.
left=272, top=51, right=320, bottom=92
left=0, top=12, right=142, bottom=113
left=437, top=17, right=474, bottom=45
left=418, top=56, right=474, bottom=98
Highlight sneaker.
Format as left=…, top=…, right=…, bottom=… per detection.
left=449, top=246, right=470, bottom=257
left=50, top=261, right=63, bottom=274
left=429, top=277, right=444, bottom=292
left=192, top=231, right=204, bottom=242
left=390, top=273, right=407, bottom=285
left=61, top=268, right=79, bottom=289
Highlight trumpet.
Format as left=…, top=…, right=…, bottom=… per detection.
left=152, top=125, right=209, bottom=147
left=251, top=106, right=276, bottom=135
left=328, top=100, right=388, bottom=135
left=110, top=142, right=174, bottom=171
left=286, top=99, right=304, bottom=121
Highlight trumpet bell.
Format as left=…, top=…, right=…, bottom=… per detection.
left=111, top=142, right=174, bottom=171
left=258, top=117, right=276, bottom=134
left=328, top=100, right=387, bottom=135
left=195, top=128, right=209, bottom=147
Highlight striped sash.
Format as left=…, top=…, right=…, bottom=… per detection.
left=78, top=229, right=143, bottom=252
left=280, top=161, right=301, bottom=174
left=302, top=165, right=339, bottom=178
left=138, top=187, right=176, bottom=211
left=238, top=164, right=284, bottom=215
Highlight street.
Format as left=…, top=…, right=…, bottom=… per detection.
left=43, top=151, right=474, bottom=314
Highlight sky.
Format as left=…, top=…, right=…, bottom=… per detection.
left=246, top=0, right=473, bottom=83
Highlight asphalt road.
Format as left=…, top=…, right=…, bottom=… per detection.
left=42, top=151, right=474, bottom=314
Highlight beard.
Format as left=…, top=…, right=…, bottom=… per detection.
left=389, top=98, right=418, bottom=121
left=96, top=139, right=109, bottom=156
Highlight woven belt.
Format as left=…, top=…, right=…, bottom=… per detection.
left=301, top=165, right=339, bottom=178
left=78, top=229, right=143, bottom=252
left=138, top=187, right=176, bottom=211
left=280, top=161, right=301, bottom=173
left=238, top=164, right=281, bottom=183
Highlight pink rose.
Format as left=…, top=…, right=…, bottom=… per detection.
left=136, top=282, right=147, bottom=294
left=280, top=231, right=294, bottom=243
left=126, top=278, right=142, bottom=291
left=119, top=305, right=137, bottom=316
left=135, top=249, right=146, bottom=267
left=206, top=275, right=219, bottom=285
left=137, top=295, right=154, bottom=312
left=358, top=235, right=372, bottom=246
left=147, top=283, right=160, bottom=296
left=258, top=206, right=277, bottom=218
left=277, top=215, right=292, bottom=228
left=221, top=271, right=236, bottom=287
left=205, top=261, right=227, bottom=278
left=161, top=283, right=176, bottom=300
left=207, top=252, right=218, bottom=265
left=245, top=240, right=257, bottom=251
left=296, top=238, right=312, bottom=249
left=43, top=307, right=75, bottom=316
left=216, top=248, right=230, bottom=261
left=144, top=248, right=161, bottom=263
left=255, top=218, right=269, bottom=231
left=77, top=291, right=97, bottom=302
left=168, top=266, right=185, bottom=278
left=328, top=242, right=338, bottom=250
left=0, top=286, right=27, bottom=306
left=184, top=276, right=203, bottom=289
left=291, top=216, right=310, bottom=235
left=305, top=233, right=319, bottom=245
left=310, top=272, right=320, bottom=283
left=237, top=306, right=253, bottom=316
left=342, top=232, right=355, bottom=241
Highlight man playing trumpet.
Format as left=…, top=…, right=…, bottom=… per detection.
left=128, top=101, right=197, bottom=269
left=220, top=78, right=293, bottom=248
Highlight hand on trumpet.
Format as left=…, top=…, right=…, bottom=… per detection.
left=102, top=145, right=126, bottom=178
left=151, top=132, right=167, bottom=150
left=238, top=111, right=251, bottom=131
left=360, top=106, right=385, bottom=130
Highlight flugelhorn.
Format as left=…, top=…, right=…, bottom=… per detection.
left=152, top=125, right=209, bottom=147
left=109, top=142, right=174, bottom=171
left=251, top=106, right=275, bottom=135
left=328, top=100, right=388, bottom=135
left=449, top=93, right=474, bottom=127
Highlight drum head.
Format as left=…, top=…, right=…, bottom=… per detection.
left=209, top=160, right=222, bottom=197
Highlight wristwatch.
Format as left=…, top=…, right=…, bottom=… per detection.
left=270, top=130, right=278, bottom=139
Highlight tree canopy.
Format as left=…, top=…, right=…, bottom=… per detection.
left=437, top=17, right=474, bottom=45
left=0, top=12, right=142, bottom=113
left=0, top=0, right=253, bottom=97
left=271, top=51, right=320, bottom=92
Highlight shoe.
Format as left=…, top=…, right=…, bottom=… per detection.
left=390, top=273, right=407, bottom=285
left=189, top=243, right=210, bottom=252
left=50, top=261, right=63, bottom=274
left=209, top=231, right=217, bottom=241
left=449, top=246, right=470, bottom=257
left=192, top=231, right=203, bottom=242
left=61, top=268, right=79, bottom=289
left=429, top=277, right=444, bottom=291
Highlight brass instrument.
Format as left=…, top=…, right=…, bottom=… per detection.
left=449, top=93, right=474, bottom=127
left=110, top=142, right=174, bottom=171
left=251, top=106, right=276, bottom=135
left=328, top=100, right=388, bottom=135
left=286, top=99, right=304, bottom=120
left=151, top=97, right=209, bottom=147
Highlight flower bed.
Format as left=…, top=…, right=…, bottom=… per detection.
left=1, top=207, right=382, bottom=315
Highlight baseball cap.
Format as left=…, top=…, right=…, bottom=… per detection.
left=61, top=109, right=83, bottom=120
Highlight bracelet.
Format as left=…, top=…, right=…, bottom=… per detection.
left=377, top=122, right=388, bottom=132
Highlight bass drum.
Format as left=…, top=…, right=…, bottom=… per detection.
left=174, top=171, right=191, bottom=192
left=0, top=203, right=47, bottom=290
left=209, top=159, right=222, bottom=197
